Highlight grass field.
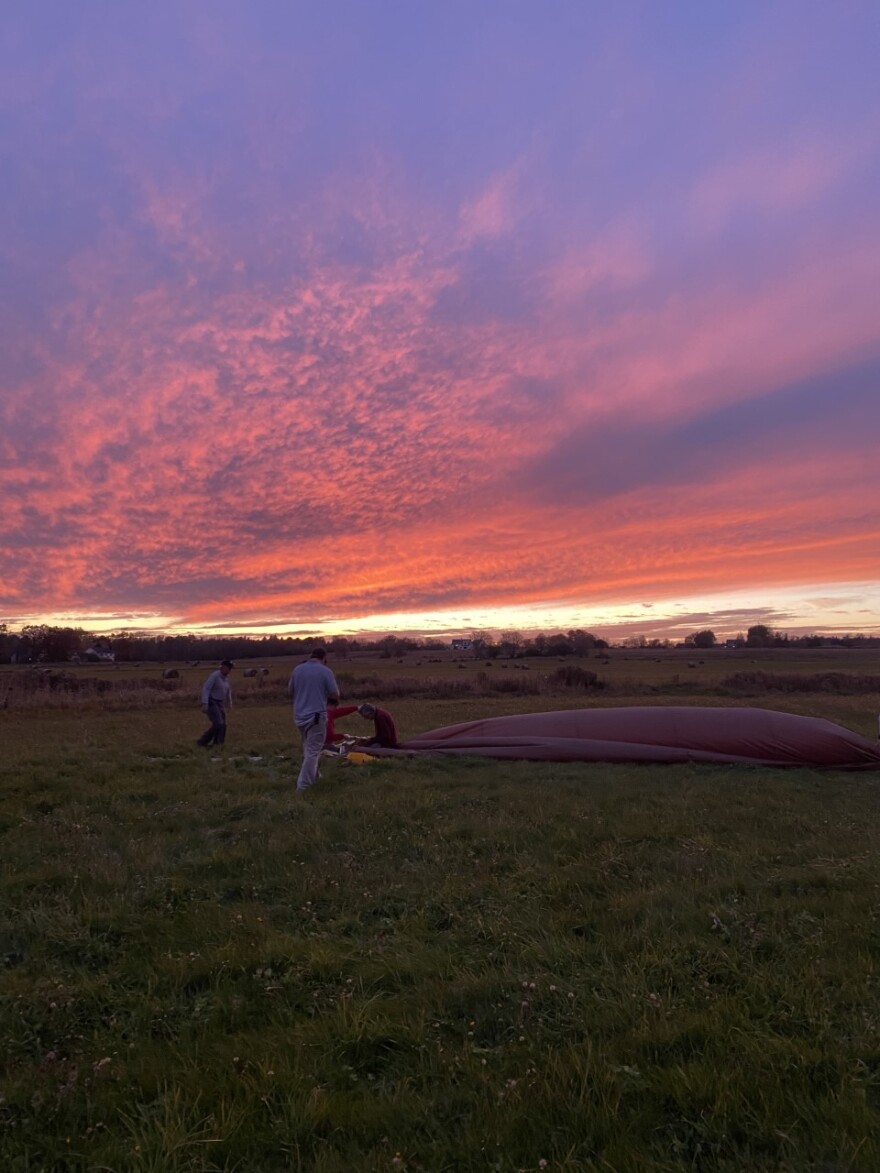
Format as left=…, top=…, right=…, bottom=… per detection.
left=2, top=651, right=880, bottom=1171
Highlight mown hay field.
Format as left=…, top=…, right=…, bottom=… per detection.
left=2, top=650, right=880, bottom=1171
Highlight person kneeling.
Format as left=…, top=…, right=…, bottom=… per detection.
left=356, top=702, right=399, bottom=748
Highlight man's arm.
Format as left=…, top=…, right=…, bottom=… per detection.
left=200, top=672, right=214, bottom=709
left=329, top=705, right=358, bottom=719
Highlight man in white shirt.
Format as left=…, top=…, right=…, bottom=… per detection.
left=289, top=648, right=339, bottom=792
left=197, top=659, right=234, bottom=747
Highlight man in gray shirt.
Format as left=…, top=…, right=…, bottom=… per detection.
left=197, top=659, right=234, bottom=747
left=289, top=648, right=339, bottom=791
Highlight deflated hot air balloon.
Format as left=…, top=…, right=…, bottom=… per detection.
left=360, top=707, right=880, bottom=769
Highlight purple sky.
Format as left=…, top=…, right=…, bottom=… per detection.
left=2, top=2, right=879, bottom=640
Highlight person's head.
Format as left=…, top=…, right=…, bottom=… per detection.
left=309, top=647, right=327, bottom=661
left=220, top=659, right=234, bottom=675
left=358, top=703, right=376, bottom=719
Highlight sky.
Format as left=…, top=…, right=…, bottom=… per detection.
left=2, top=1, right=879, bottom=642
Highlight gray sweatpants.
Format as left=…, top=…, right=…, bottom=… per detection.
left=198, top=700, right=227, bottom=746
left=296, top=713, right=327, bottom=791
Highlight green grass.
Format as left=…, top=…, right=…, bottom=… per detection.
left=2, top=686, right=880, bottom=1171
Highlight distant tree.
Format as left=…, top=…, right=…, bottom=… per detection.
left=543, top=632, right=572, bottom=656
left=376, top=635, right=403, bottom=659
left=690, top=630, right=717, bottom=649
left=373, top=634, right=420, bottom=659
left=746, top=624, right=773, bottom=647
left=468, top=630, right=494, bottom=658
left=567, top=629, right=599, bottom=656
left=18, top=625, right=43, bottom=659
left=19, top=624, right=85, bottom=662
left=110, top=633, right=135, bottom=661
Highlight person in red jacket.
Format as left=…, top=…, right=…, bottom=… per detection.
left=325, top=704, right=359, bottom=747
left=356, top=703, right=399, bottom=748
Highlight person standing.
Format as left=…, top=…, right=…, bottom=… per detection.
left=198, top=659, right=234, bottom=747
left=289, top=648, right=339, bottom=791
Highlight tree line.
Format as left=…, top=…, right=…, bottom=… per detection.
left=0, top=623, right=877, bottom=665
left=681, top=625, right=880, bottom=649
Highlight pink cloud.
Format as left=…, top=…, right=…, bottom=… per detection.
left=458, top=163, right=524, bottom=241
left=690, top=138, right=865, bottom=230
left=4, top=193, right=879, bottom=627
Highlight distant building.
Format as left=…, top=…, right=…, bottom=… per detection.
left=84, top=646, right=115, bottom=662
left=724, top=639, right=745, bottom=649
left=451, top=638, right=473, bottom=651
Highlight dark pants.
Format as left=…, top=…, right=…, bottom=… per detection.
left=198, top=700, right=227, bottom=746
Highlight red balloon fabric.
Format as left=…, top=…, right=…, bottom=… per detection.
left=363, top=707, right=880, bottom=769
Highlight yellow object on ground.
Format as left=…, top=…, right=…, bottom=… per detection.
left=345, top=751, right=378, bottom=765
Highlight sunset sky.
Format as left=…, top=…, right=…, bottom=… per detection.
left=2, top=2, right=879, bottom=642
